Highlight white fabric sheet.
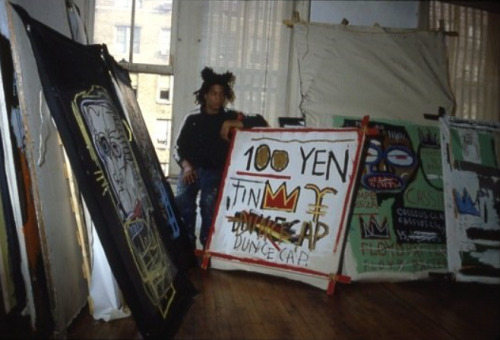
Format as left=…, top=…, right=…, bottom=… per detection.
left=294, top=22, right=455, bottom=127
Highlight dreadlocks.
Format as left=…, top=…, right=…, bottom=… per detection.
left=193, top=67, right=236, bottom=107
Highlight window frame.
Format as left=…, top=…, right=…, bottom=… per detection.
left=156, top=75, right=173, bottom=104
left=111, top=0, right=173, bottom=75
left=114, top=25, right=141, bottom=55
left=91, top=0, right=310, bottom=177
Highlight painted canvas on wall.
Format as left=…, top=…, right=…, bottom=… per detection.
left=440, top=116, right=500, bottom=284
left=12, top=5, right=196, bottom=338
left=334, top=117, right=448, bottom=281
left=206, top=127, right=365, bottom=292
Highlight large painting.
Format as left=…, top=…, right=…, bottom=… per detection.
left=440, top=116, right=500, bottom=283
left=12, top=5, right=196, bottom=338
left=104, top=51, right=196, bottom=271
left=334, top=117, right=448, bottom=281
left=206, top=127, right=365, bottom=292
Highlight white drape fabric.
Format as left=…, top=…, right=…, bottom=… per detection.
left=429, top=2, right=500, bottom=122
left=197, top=0, right=294, bottom=127
left=293, top=22, right=455, bottom=127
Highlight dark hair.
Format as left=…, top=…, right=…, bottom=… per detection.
left=193, top=67, right=236, bottom=107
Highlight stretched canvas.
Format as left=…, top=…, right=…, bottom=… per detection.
left=105, top=50, right=196, bottom=271
left=440, top=116, right=500, bottom=284
left=12, top=5, right=196, bottom=338
left=334, top=117, right=448, bottom=281
left=206, top=127, right=365, bottom=292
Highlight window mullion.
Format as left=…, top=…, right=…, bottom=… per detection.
left=129, top=0, right=136, bottom=62
left=120, top=62, right=173, bottom=76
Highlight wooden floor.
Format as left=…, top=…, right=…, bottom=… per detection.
left=3, top=267, right=499, bottom=339
left=62, top=267, right=500, bottom=340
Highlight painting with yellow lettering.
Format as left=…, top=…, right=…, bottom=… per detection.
left=206, top=128, right=365, bottom=292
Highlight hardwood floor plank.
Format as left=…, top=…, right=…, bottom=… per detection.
left=384, top=281, right=500, bottom=340
left=59, top=267, right=500, bottom=340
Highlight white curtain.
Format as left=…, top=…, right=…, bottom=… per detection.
left=429, top=2, right=500, bottom=122
left=197, top=1, right=294, bottom=127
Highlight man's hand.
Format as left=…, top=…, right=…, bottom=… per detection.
left=220, top=119, right=244, bottom=141
left=181, top=160, right=197, bottom=184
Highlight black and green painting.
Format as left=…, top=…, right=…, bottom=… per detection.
left=334, top=116, right=447, bottom=280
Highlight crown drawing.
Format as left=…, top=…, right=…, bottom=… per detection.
left=360, top=215, right=389, bottom=239
left=261, top=181, right=300, bottom=212
left=454, top=188, right=480, bottom=216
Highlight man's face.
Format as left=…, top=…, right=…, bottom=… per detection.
left=204, top=84, right=226, bottom=114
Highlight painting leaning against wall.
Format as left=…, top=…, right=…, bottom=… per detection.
left=103, top=47, right=197, bottom=272
left=440, top=115, right=500, bottom=284
left=206, top=126, right=366, bottom=293
left=334, top=116, right=448, bottom=281
left=11, top=4, right=196, bottom=339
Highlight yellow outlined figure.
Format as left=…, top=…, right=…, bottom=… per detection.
left=73, top=85, right=176, bottom=318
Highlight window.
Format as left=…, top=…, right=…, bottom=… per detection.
left=114, top=25, right=141, bottom=55
left=114, top=0, right=142, bottom=9
left=158, top=28, right=170, bottom=58
left=132, top=27, right=141, bottom=54
left=428, top=2, right=500, bottom=122
left=157, top=75, right=172, bottom=103
left=115, top=26, right=127, bottom=53
left=115, top=0, right=129, bottom=7
left=159, top=89, right=169, bottom=101
left=95, top=0, right=298, bottom=176
left=95, top=1, right=173, bottom=64
left=94, top=0, right=173, bottom=175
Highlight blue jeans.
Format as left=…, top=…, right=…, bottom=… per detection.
left=175, top=167, right=221, bottom=249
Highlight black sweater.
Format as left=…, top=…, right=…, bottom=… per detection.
left=174, top=108, right=267, bottom=171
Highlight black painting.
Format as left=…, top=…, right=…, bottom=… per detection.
left=12, top=4, right=196, bottom=338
